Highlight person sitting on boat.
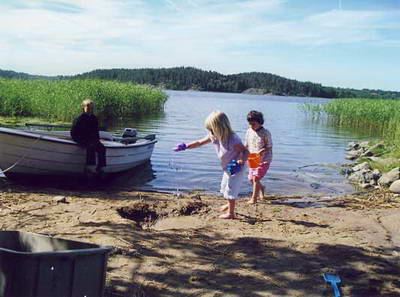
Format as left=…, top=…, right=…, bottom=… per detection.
left=70, top=99, right=106, bottom=174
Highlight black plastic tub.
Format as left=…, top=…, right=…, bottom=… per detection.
left=0, top=231, right=112, bottom=297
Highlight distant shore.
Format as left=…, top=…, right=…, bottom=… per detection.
left=3, top=67, right=399, bottom=99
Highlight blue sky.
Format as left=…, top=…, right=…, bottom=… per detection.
left=1, top=0, right=399, bottom=91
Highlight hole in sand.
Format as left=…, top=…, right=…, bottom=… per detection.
left=117, top=200, right=209, bottom=230
left=178, top=201, right=207, bottom=216
left=117, top=202, right=159, bottom=225
left=152, top=201, right=209, bottom=231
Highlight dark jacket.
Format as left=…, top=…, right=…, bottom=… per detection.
left=70, top=112, right=100, bottom=144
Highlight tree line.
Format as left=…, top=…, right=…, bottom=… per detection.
left=1, top=67, right=399, bottom=99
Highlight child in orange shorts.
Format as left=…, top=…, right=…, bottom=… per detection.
left=245, top=110, right=273, bottom=204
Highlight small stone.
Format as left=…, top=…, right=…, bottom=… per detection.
left=347, top=141, right=359, bottom=150
left=361, top=150, right=373, bottom=157
left=348, top=171, right=366, bottom=184
left=385, top=167, right=400, bottom=179
left=364, top=171, right=376, bottom=183
left=340, top=167, right=353, bottom=176
left=310, top=183, right=321, bottom=189
left=378, top=176, right=392, bottom=187
left=345, top=150, right=362, bottom=160
left=360, top=183, right=372, bottom=189
left=54, top=196, right=68, bottom=204
left=359, top=141, right=370, bottom=148
left=352, top=162, right=370, bottom=172
left=389, top=180, right=400, bottom=193
left=372, top=169, right=381, bottom=175
left=378, top=167, right=400, bottom=187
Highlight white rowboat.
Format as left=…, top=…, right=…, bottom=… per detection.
left=0, top=127, right=157, bottom=177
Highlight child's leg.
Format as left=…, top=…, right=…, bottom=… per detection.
left=248, top=168, right=260, bottom=203
left=219, top=199, right=235, bottom=219
left=248, top=177, right=261, bottom=204
left=250, top=163, right=269, bottom=201
left=219, top=172, right=230, bottom=212
left=259, top=182, right=265, bottom=199
left=219, top=170, right=242, bottom=219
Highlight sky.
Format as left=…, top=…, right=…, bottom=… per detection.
left=1, top=0, right=399, bottom=91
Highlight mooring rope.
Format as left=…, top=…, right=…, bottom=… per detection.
left=0, top=135, right=43, bottom=174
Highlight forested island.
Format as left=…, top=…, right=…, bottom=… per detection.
left=1, top=67, right=399, bottom=99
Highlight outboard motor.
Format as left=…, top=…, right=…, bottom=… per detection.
left=120, top=128, right=138, bottom=144
left=122, top=128, right=137, bottom=138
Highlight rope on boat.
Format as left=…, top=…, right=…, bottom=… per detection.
left=0, top=135, right=43, bottom=174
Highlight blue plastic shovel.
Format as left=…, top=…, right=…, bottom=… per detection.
left=323, top=273, right=341, bottom=297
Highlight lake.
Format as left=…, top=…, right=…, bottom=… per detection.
left=109, top=90, right=372, bottom=196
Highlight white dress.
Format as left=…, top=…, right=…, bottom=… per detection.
left=211, top=133, right=245, bottom=200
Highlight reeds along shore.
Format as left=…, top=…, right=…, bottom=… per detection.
left=0, top=78, right=168, bottom=121
left=303, top=98, right=400, bottom=158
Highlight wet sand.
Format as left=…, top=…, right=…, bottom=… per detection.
left=0, top=182, right=399, bottom=297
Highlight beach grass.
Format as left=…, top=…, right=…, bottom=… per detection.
left=302, top=98, right=400, bottom=159
left=0, top=78, right=168, bottom=122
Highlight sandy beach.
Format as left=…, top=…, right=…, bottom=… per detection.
left=0, top=181, right=399, bottom=297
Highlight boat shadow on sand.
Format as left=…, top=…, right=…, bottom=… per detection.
left=0, top=161, right=156, bottom=192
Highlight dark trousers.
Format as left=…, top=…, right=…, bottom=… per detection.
left=78, top=139, right=106, bottom=168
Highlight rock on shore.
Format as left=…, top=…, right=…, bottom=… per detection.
left=344, top=141, right=400, bottom=193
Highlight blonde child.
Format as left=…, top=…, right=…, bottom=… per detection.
left=174, top=111, right=248, bottom=219
left=245, top=110, right=273, bottom=204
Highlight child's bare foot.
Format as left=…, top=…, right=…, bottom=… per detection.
left=247, top=199, right=257, bottom=205
left=218, top=213, right=235, bottom=219
left=218, top=204, right=229, bottom=212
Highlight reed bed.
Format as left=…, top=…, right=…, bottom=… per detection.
left=302, top=98, right=400, bottom=156
left=0, top=78, right=168, bottom=122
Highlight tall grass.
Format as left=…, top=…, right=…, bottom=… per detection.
left=0, top=78, right=168, bottom=122
left=302, top=98, right=400, bottom=156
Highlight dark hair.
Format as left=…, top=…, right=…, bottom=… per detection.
left=247, top=110, right=264, bottom=125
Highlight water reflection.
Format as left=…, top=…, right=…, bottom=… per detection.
left=104, top=161, right=157, bottom=191
left=101, top=110, right=166, bottom=133
left=5, top=161, right=156, bottom=192
left=302, top=115, right=381, bottom=140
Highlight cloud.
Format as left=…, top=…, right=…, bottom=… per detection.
left=295, top=9, right=400, bottom=45
left=1, top=0, right=83, bottom=13
left=1, top=0, right=399, bottom=78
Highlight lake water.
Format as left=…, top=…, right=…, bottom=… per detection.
left=109, top=90, right=372, bottom=196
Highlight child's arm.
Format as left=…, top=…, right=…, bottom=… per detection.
left=244, top=129, right=249, bottom=149
left=234, top=143, right=249, bottom=165
left=258, top=147, right=267, bottom=156
left=174, top=136, right=211, bottom=151
left=186, top=136, right=212, bottom=149
left=258, top=132, right=272, bottom=157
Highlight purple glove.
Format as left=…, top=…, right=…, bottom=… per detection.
left=173, top=143, right=187, bottom=152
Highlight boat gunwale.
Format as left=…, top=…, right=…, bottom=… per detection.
left=0, top=127, right=157, bottom=149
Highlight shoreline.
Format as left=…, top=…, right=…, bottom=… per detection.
left=1, top=183, right=399, bottom=296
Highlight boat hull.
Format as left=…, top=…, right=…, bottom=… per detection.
left=0, top=128, right=156, bottom=176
